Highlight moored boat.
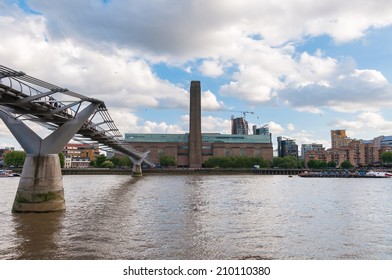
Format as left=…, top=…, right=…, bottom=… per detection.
left=0, top=170, right=20, bottom=177
left=365, top=171, right=392, bottom=178
left=299, top=170, right=392, bottom=178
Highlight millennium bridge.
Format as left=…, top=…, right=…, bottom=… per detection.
left=0, top=65, right=153, bottom=213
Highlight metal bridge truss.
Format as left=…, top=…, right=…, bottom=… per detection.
left=0, top=65, right=153, bottom=166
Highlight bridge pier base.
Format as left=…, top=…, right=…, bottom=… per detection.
left=132, top=164, right=143, bottom=177
left=12, top=154, right=65, bottom=213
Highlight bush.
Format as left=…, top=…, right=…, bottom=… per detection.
left=100, top=160, right=115, bottom=168
left=340, top=160, right=353, bottom=169
left=272, top=156, right=303, bottom=169
left=159, top=155, right=176, bottom=167
left=4, top=151, right=26, bottom=167
left=203, top=156, right=271, bottom=168
left=381, top=151, right=392, bottom=166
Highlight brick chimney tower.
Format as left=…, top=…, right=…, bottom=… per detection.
left=189, top=81, right=202, bottom=168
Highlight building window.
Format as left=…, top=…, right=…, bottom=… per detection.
left=225, top=148, right=232, bottom=157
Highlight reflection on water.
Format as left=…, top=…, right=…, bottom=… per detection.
left=1, top=175, right=392, bottom=259
left=12, top=212, right=63, bottom=259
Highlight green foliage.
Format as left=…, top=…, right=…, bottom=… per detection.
left=159, top=155, right=177, bottom=167
left=109, top=157, right=120, bottom=166
left=272, top=156, right=303, bottom=169
left=203, top=156, right=271, bottom=168
left=381, top=151, right=392, bottom=165
left=340, top=160, right=353, bottom=169
left=35, top=192, right=62, bottom=202
left=101, top=160, right=115, bottom=168
left=4, top=151, right=26, bottom=167
left=15, top=192, right=62, bottom=203
left=15, top=194, right=29, bottom=203
left=58, top=153, right=65, bottom=168
left=119, top=156, right=132, bottom=167
left=95, top=154, right=107, bottom=167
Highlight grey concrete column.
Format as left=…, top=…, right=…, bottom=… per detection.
left=132, top=164, right=142, bottom=177
left=12, top=154, right=65, bottom=213
left=130, top=153, right=148, bottom=177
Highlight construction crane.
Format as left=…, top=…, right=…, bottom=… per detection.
left=241, top=111, right=254, bottom=118
left=228, top=110, right=255, bottom=119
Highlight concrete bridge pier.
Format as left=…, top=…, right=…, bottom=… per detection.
left=0, top=102, right=100, bottom=213
left=13, top=154, right=65, bottom=212
left=132, top=164, right=143, bottom=177
left=131, top=152, right=149, bottom=177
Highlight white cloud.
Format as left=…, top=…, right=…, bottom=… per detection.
left=3, top=1, right=392, bottom=114
left=177, top=114, right=231, bottom=134
left=109, top=110, right=186, bottom=134
left=141, top=121, right=185, bottom=134
left=267, top=121, right=285, bottom=135
left=201, top=115, right=231, bottom=133
left=219, top=41, right=293, bottom=104
left=198, top=60, right=224, bottom=77
left=3, top=0, right=392, bottom=148
left=330, top=111, right=392, bottom=138
left=280, top=53, right=392, bottom=113
left=0, top=12, right=191, bottom=114
left=287, top=123, right=295, bottom=132
left=26, top=0, right=392, bottom=57
left=201, top=90, right=225, bottom=111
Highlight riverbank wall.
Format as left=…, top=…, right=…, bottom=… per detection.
left=57, top=168, right=304, bottom=175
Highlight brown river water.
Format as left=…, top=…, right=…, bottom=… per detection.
left=1, top=174, right=392, bottom=259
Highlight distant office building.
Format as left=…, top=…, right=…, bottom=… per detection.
left=125, top=82, right=273, bottom=167
left=231, top=116, right=248, bottom=135
left=253, top=125, right=269, bottom=135
left=302, top=133, right=392, bottom=168
left=277, top=137, right=298, bottom=158
left=304, top=149, right=332, bottom=167
left=380, top=136, right=392, bottom=147
left=363, top=141, right=380, bottom=166
left=62, top=143, right=99, bottom=164
left=331, top=129, right=351, bottom=148
left=252, top=125, right=272, bottom=142
left=64, top=155, right=90, bottom=168
left=301, top=143, right=324, bottom=159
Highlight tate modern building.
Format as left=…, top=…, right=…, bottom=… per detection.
left=125, top=81, right=273, bottom=168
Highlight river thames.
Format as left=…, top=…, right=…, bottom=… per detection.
left=1, top=174, right=392, bottom=259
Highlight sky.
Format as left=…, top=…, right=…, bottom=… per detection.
left=2, top=0, right=392, bottom=153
